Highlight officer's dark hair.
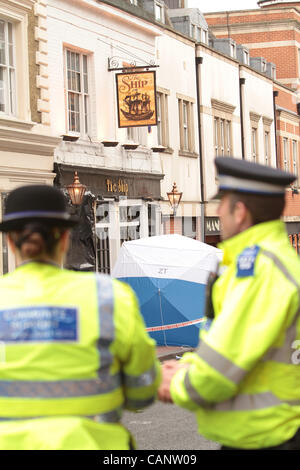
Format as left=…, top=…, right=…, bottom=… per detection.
left=10, top=223, right=66, bottom=259
left=226, top=191, right=285, bottom=225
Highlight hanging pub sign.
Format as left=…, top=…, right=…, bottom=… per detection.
left=116, top=70, right=157, bottom=128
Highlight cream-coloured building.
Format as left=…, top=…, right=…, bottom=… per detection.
left=47, top=0, right=165, bottom=271
left=0, top=0, right=60, bottom=274
left=196, top=42, right=276, bottom=244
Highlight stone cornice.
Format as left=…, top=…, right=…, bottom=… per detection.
left=276, top=106, right=300, bottom=122
left=0, top=116, right=34, bottom=131
left=211, top=99, right=236, bottom=114
left=2, top=0, right=35, bottom=12
left=250, top=111, right=261, bottom=122
left=208, top=18, right=300, bottom=34
left=262, top=116, right=273, bottom=126
left=0, top=127, right=61, bottom=156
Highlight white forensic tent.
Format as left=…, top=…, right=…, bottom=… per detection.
left=112, top=235, right=222, bottom=347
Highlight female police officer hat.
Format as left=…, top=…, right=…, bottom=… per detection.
left=0, top=185, right=78, bottom=232
left=215, top=156, right=296, bottom=197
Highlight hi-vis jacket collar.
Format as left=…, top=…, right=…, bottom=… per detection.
left=218, top=220, right=287, bottom=267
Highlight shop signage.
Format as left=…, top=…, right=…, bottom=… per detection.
left=106, top=178, right=129, bottom=195
left=205, top=217, right=220, bottom=235
left=116, top=71, right=157, bottom=128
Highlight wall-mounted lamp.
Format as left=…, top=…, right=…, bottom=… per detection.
left=167, top=182, right=182, bottom=216
left=66, top=171, right=87, bottom=205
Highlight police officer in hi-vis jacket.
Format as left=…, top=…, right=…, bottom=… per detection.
left=159, top=157, right=300, bottom=450
left=0, top=184, right=160, bottom=450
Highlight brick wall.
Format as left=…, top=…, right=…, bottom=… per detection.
left=205, top=8, right=300, bottom=82
left=284, top=190, right=300, bottom=216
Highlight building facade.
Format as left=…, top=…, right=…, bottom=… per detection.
left=205, top=0, right=300, bottom=248
left=0, top=0, right=60, bottom=274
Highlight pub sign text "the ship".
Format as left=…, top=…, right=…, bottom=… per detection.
left=116, top=71, right=157, bottom=128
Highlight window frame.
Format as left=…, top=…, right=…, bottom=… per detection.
left=0, top=2, right=33, bottom=124
left=156, top=89, right=170, bottom=148
left=65, top=48, right=90, bottom=136
left=0, top=19, right=16, bottom=116
left=154, top=0, right=164, bottom=23
left=211, top=99, right=235, bottom=158
left=283, top=137, right=289, bottom=172
left=292, top=139, right=298, bottom=181
left=177, top=94, right=196, bottom=155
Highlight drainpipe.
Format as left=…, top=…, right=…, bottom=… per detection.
left=273, top=90, right=279, bottom=168
left=195, top=55, right=205, bottom=242
left=239, top=77, right=246, bottom=159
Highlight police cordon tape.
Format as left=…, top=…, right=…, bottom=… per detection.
left=146, top=318, right=205, bottom=332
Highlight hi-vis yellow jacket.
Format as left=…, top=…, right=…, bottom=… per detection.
left=171, top=220, right=300, bottom=449
left=0, top=262, right=161, bottom=450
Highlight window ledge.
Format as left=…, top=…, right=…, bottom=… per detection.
left=179, top=150, right=198, bottom=158
left=0, top=115, right=35, bottom=131
left=162, top=147, right=174, bottom=155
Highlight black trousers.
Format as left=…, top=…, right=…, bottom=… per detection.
left=221, top=428, right=300, bottom=451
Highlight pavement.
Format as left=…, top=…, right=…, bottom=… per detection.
left=156, top=345, right=194, bottom=361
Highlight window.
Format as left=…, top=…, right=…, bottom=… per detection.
left=230, top=43, right=236, bottom=58
left=127, top=126, right=146, bottom=145
left=283, top=137, right=289, bottom=172
left=0, top=19, right=15, bottom=115
left=120, top=205, right=141, bottom=244
left=182, top=217, right=197, bottom=239
left=191, top=24, right=195, bottom=39
left=252, top=128, right=257, bottom=162
left=214, top=118, right=232, bottom=156
left=262, top=117, right=272, bottom=166
left=202, top=29, right=208, bottom=44
left=197, top=27, right=202, bottom=42
left=243, top=50, right=250, bottom=65
left=264, top=131, right=270, bottom=165
left=211, top=99, right=235, bottom=158
left=65, top=49, right=89, bottom=135
left=178, top=96, right=195, bottom=154
left=182, top=101, right=189, bottom=150
left=96, top=202, right=111, bottom=274
left=292, top=140, right=298, bottom=178
left=250, top=112, right=261, bottom=162
left=154, top=1, right=164, bottom=22
left=156, top=90, right=169, bottom=148
left=1, top=192, right=8, bottom=275
left=129, top=0, right=138, bottom=5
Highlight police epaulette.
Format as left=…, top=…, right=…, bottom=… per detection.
left=236, top=245, right=260, bottom=278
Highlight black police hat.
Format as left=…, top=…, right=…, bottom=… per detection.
left=215, top=157, right=296, bottom=197
left=0, top=185, right=78, bottom=232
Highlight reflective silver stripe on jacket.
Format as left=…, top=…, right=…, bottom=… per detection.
left=184, top=370, right=212, bottom=408
left=125, top=396, right=155, bottom=409
left=96, top=275, right=115, bottom=372
left=196, top=341, right=247, bottom=385
left=124, top=365, right=158, bottom=388
left=0, top=375, right=121, bottom=398
left=214, top=393, right=300, bottom=412
left=0, top=408, right=123, bottom=423
left=260, top=250, right=300, bottom=364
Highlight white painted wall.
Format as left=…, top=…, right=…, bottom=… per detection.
left=196, top=45, right=276, bottom=203
left=156, top=31, right=201, bottom=217
left=240, top=66, right=276, bottom=167
left=47, top=0, right=162, bottom=175
left=197, top=46, right=242, bottom=201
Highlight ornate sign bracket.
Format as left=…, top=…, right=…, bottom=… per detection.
left=108, top=56, right=159, bottom=72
